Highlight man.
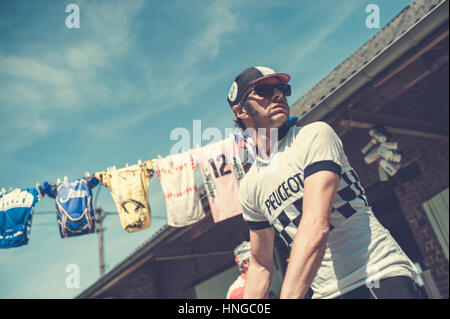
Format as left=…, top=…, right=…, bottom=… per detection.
left=226, top=241, right=251, bottom=299
left=227, top=66, right=419, bottom=299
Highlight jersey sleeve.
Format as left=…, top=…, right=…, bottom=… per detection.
left=41, top=181, right=57, bottom=198
left=300, top=122, right=344, bottom=179
left=239, top=183, right=271, bottom=230
left=94, top=171, right=111, bottom=189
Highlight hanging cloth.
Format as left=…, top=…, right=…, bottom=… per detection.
left=196, top=137, right=245, bottom=223
left=156, top=151, right=205, bottom=227
left=94, top=160, right=155, bottom=232
left=0, top=187, right=41, bottom=248
left=42, top=177, right=99, bottom=238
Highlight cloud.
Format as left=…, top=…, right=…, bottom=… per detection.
left=65, top=42, right=108, bottom=71
left=283, top=1, right=362, bottom=72
left=86, top=0, right=244, bottom=138
left=0, top=0, right=245, bottom=164
left=0, top=55, right=72, bottom=87
left=0, top=1, right=148, bottom=160
left=184, top=1, right=240, bottom=64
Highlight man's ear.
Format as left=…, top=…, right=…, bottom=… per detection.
left=232, top=104, right=247, bottom=120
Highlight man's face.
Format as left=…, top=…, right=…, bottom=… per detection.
left=240, top=76, right=290, bottom=129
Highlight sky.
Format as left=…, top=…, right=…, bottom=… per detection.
left=0, top=0, right=413, bottom=299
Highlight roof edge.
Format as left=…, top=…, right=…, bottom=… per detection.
left=296, top=0, right=449, bottom=126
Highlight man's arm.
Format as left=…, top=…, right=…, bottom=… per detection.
left=279, top=170, right=339, bottom=299
left=243, top=227, right=275, bottom=299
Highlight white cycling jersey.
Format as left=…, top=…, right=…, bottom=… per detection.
left=239, top=121, right=418, bottom=299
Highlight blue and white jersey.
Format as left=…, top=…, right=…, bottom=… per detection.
left=239, top=122, right=418, bottom=298
left=43, top=177, right=98, bottom=238
left=0, top=188, right=40, bottom=248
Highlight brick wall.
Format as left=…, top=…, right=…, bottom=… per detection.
left=390, top=63, right=449, bottom=299
left=98, top=264, right=161, bottom=298
left=393, top=135, right=449, bottom=299
left=335, top=62, right=449, bottom=298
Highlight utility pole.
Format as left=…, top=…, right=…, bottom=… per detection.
left=95, top=208, right=105, bottom=277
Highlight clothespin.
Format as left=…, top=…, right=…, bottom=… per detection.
left=85, top=172, right=91, bottom=178
left=64, top=176, right=68, bottom=184
left=36, top=183, right=43, bottom=198
left=126, top=163, right=129, bottom=168
left=157, top=154, right=162, bottom=159
left=57, top=178, right=61, bottom=185
left=1, top=187, right=5, bottom=194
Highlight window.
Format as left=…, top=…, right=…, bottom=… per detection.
left=422, top=187, right=449, bottom=260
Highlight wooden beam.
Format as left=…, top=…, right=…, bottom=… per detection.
left=374, top=30, right=449, bottom=88
left=340, top=109, right=449, bottom=139
left=154, top=250, right=232, bottom=262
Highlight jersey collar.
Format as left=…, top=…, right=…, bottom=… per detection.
left=277, top=116, right=298, bottom=141
left=253, top=116, right=298, bottom=164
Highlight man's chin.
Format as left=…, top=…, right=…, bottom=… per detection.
left=272, top=113, right=289, bottom=126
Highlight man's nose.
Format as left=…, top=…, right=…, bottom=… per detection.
left=272, top=87, right=284, bottom=101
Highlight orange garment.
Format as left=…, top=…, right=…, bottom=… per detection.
left=226, top=273, right=246, bottom=299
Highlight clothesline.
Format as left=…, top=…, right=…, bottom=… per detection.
left=32, top=210, right=168, bottom=219
left=1, top=133, right=254, bottom=249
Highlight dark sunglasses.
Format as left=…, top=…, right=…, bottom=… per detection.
left=251, top=83, right=291, bottom=98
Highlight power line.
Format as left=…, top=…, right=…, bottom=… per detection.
left=33, top=210, right=167, bottom=219
left=32, top=207, right=166, bottom=277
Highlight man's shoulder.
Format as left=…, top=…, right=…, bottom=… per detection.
left=294, top=121, right=334, bottom=136
left=290, top=121, right=340, bottom=148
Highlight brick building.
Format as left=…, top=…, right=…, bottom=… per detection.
left=291, top=0, right=449, bottom=298
left=77, top=0, right=448, bottom=299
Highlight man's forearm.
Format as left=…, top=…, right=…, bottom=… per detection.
left=243, top=260, right=274, bottom=299
left=279, top=222, right=329, bottom=299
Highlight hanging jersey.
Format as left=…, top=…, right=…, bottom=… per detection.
left=43, top=177, right=98, bottom=238
left=239, top=122, right=418, bottom=299
left=196, top=137, right=244, bottom=223
left=156, top=151, right=205, bottom=227
left=0, top=188, right=40, bottom=248
left=95, top=160, right=155, bottom=232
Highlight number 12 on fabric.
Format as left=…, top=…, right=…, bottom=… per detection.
left=196, top=137, right=245, bottom=223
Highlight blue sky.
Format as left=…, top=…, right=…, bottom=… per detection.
left=0, top=0, right=412, bottom=298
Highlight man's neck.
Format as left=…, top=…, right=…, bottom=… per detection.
left=255, top=127, right=277, bottom=160
left=252, top=117, right=298, bottom=160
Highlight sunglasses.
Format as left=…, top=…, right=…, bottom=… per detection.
left=251, top=83, right=291, bottom=98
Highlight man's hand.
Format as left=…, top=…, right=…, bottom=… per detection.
left=280, top=170, right=339, bottom=299
left=243, top=227, right=275, bottom=298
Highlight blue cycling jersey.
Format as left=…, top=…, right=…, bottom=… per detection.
left=0, top=188, right=40, bottom=248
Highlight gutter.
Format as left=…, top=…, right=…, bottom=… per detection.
left=296, top=0, right=449, bottom=126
